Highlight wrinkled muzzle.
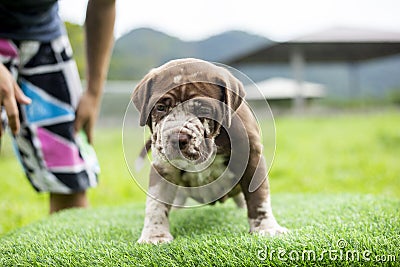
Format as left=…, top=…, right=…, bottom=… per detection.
left=153, top=104, right=217, bottom=171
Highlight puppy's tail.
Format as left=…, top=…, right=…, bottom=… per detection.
left=135, top=138, right=152, bottom=171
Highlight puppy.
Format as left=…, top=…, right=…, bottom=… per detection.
left=132, top=58, right=287, bottom=244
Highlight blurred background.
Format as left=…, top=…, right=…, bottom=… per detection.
left=59, top=0, right=400, bottom=122
left=0, top=0, right=399, bottom=235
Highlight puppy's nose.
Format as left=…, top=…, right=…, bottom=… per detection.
left=178, top=133, right=190, bottom=150
left=171, top=132, right=191, bottom=150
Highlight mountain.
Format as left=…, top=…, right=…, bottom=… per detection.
left=192, top=30, right=271, bottom=61
left=65, top=24, right=400, bottom=99
left=108, top=28, right=271, bottom=80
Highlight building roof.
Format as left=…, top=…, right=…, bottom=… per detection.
left=295, top=27, right=400, bottom=42
left=245, top=77, right=326, bottom=100
left=226, top=27, right=400, bottom=64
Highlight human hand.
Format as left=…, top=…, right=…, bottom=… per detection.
left=74, top=0, right=115, bottom=144
left=74, top=90, right=101, bottom=144
left=0, top=63, right=31, bottom=136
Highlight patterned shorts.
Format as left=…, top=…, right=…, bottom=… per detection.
left=0, top=36, right=99, bottom=194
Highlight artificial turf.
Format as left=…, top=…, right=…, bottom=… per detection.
left=0, top=194, right=399, bottom=266
left=1, top=109, right=399, bottom=266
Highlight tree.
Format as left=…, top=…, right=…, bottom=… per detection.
left=65, top=22, right=85, bottom=78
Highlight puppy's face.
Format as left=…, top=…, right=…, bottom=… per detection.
left=132, top=58, right=246, bottom=170
left=150, top=83, right=223, bottom=167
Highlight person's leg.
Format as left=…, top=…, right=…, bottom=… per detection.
left=13, top=37, right=100, bottom=213
left=50, top=191, right=88, bottom=213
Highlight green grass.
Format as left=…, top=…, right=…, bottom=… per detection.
left=0, top=109, right=399, bottom=265
left=269, top=110, right=400, bottom=196
left=0, top=128, right=146, bottom=235
left=0, top=194, right=398, bottom=266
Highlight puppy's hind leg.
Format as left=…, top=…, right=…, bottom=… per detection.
left=233, top=192, right=246, bottom=209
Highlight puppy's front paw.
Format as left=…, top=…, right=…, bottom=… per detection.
left=137, top=231, right=174, bottom=244
left=251, top=224, right=289, bottom=236
left=249, top=218, right=289, bottom=237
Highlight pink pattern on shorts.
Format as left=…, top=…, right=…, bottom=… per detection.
left=37, top=127, right=84, bottom=169
left=0, top=39, right=18, bottom=57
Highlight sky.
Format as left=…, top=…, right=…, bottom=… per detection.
left=59, top=0, right=400, bottom=41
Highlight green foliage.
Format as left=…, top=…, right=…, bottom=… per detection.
left=0, top=195, right=398, bottom=266
left=64, top=22, right=85, bottom=78
left=387, top=88, right=400, bottom=105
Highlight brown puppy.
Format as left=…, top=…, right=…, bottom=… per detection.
left=132, top=58, right=287, bottom=244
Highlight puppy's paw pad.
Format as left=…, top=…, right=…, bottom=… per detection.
left=252, top=225, right=289, bottom=237
left=137, top=233, right=174, bottom=244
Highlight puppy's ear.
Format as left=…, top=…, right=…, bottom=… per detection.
left=132, top=75, right=154, bottom=127
left=218, top=71, right=246, bottom=128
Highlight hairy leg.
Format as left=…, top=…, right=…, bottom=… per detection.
left=240, top=155, right=288, bottom=236
left=49, top=191, right=88, bottom=214
left=138, top=166, right=177, bottom=244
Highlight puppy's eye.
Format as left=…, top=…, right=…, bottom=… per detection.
left=155, top=104, right=167, bottom=112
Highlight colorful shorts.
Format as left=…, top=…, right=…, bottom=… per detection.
left=0, top=36, right=99, bottom=193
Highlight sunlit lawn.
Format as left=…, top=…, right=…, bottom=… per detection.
left=0, top=109, right=399, bottom=236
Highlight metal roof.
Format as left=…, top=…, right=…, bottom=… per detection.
left=226, top=27, right=400, bottom=64
left=245, top=77, right=326, bottom=100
